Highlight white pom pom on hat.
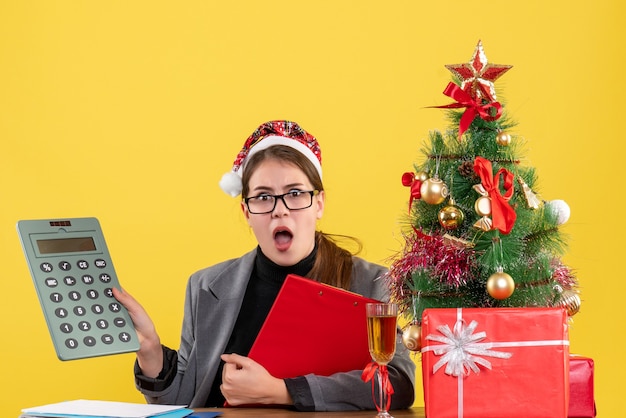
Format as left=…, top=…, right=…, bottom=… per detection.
left=219, top=120, right=322, bottom=197
left=219, top=171, right=244, bottom=198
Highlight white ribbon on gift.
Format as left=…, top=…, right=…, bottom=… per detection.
left=420, top=308, right=570, bottom=418
left=423, top=316, right=512, bottom=377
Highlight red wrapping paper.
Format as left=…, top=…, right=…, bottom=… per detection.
left=568, top=355, right=596, bottom=417
left=421, top=307, right=570, bottom=418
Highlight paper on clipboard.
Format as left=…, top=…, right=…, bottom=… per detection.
left=248, top=274, right=379, bottom=379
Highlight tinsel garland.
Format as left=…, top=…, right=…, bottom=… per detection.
left=550, top=259, right=577, bottom=289
left=386, top=229, right=477, bottom=302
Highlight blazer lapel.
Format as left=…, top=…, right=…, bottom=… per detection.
left=189, top=250, right=256, bottom=407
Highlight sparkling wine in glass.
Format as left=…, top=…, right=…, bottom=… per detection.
left=366, top=302, right=398, bottom=418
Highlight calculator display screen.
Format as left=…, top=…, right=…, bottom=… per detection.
left=36, top=237, right=97, bottom=254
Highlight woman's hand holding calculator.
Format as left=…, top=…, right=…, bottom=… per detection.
left=112, top=287, right=164, bottom=378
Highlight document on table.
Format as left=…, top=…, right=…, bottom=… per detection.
left=20, top=399, right=195, bottom=418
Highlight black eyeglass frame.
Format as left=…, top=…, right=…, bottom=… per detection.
left=243, top=190, right=320, bottom=214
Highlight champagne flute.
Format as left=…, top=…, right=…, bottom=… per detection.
left=366, top=302, right=398, bottom=418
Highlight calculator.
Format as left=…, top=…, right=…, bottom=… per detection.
left=17, top=217, right=139, bottom=361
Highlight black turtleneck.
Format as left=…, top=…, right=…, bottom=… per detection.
left=205, top=246, right=316, bottom=407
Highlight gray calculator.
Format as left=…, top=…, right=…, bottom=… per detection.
left=17, top=217, right=139, bottom=360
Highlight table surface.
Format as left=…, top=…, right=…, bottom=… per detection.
left=193, top=407, right=425, bottom=417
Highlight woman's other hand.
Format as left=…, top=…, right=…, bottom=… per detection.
left=220, top=353, right=292, bottom=406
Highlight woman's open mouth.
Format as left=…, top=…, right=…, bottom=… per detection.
left=273, top=228, right=293, bottom=251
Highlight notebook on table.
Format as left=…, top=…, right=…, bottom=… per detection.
left=248, top=274, right=380, bottom=378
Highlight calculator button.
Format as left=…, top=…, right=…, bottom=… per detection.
left=60, top=323, right=73, bottom=333
left=58, top=261, right=72, bottom=271
left=113, top=317, right=127, bottom=327
left=77, top=260, right=89, bottom=269
left=45, top=278, right=58, bottom=287
left=101, top=334, right=114, bottom=344
left=50, top=293, right=63, bottom=303
left=55, top=307, right=68, bottom=318
left=65, top=338, right=79, bottom=349
left=86, top=289, right=99, bottom=299
left=109, top=302, right=121, bottom=313
left=104, top=288, right=113, bottom=297
left=78, top=321, right=91, bottom=331
left=83, top=336, right=97, bottom=347
left=68, top=291, right=81, bottom=301
left=91, top=304, right=104, bottom=314
left=81, top=275, right=94, bottom=285
left=96, top=319, right=109, bottom=329
left=63, top=276, right=77, bottom=286
left=95, top=259, right=107, bottom=268
left=99, top=273, right=112, bottom=283
left=73, top=306, right=87, bottom=316
left=40, top=262, right=53, bottom=272
left=119, top=332, right=132, bottom=342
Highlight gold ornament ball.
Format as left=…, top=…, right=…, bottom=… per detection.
left=487, top=271, right=515, bottom=300
left=496, top=131, right=512, bottom=146
left=558, top=289, right=581, bottom=316
left=438, top=205, right=465, bottom=230
left=415, top=171, right=429, bottom=182
left=420, top=178, right=449, bottom=205
left=402, top=323, right=422, bottom=352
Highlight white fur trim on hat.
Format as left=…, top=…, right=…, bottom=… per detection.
left=219, top=134, right=322, bottom=197
left=244, top=135, right=322, bottom=179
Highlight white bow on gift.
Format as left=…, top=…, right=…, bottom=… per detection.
left=425, top=319, right=513, bottom=377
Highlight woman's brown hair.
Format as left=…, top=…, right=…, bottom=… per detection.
left=241, top=144, right=361, bottom=290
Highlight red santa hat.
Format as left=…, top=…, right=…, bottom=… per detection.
left=219, top=120, right=322, bottom=197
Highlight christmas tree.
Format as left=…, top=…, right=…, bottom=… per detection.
left=387, top=41, right=580, bottom=352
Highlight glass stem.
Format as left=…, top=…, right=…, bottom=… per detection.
left=378, top=367, right=386, bottom=413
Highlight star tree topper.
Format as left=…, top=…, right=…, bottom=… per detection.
left=445, top=40, right=512, bottom=103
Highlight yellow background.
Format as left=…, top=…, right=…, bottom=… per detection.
left=1, top=1, right=623, bottom=416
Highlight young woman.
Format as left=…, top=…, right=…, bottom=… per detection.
left=113, top=120, right=415, bottom=411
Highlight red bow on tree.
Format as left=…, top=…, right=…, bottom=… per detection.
left=432, top=82, right=503, bottom=138
left=401, top=172, right=422, bottom=213
left=473, top=156, right=516, bottom=234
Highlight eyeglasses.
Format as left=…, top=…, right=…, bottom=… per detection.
left=244, top=190, right=320, bottom=214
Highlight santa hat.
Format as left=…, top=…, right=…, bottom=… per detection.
left=219, top=120, right=322, bottom=197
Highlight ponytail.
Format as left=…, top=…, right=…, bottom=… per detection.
left=308, top=231, right=362, bottom=290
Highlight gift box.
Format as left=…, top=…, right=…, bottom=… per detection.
left=568, top=355, right=596, bottom=417
left=421, top=307, right=570, bottom=418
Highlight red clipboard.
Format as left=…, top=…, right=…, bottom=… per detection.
left=248, top=274, right=379, bottom=379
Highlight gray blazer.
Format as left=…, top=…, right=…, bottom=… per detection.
left=137, top=249, right=416, bottom=410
